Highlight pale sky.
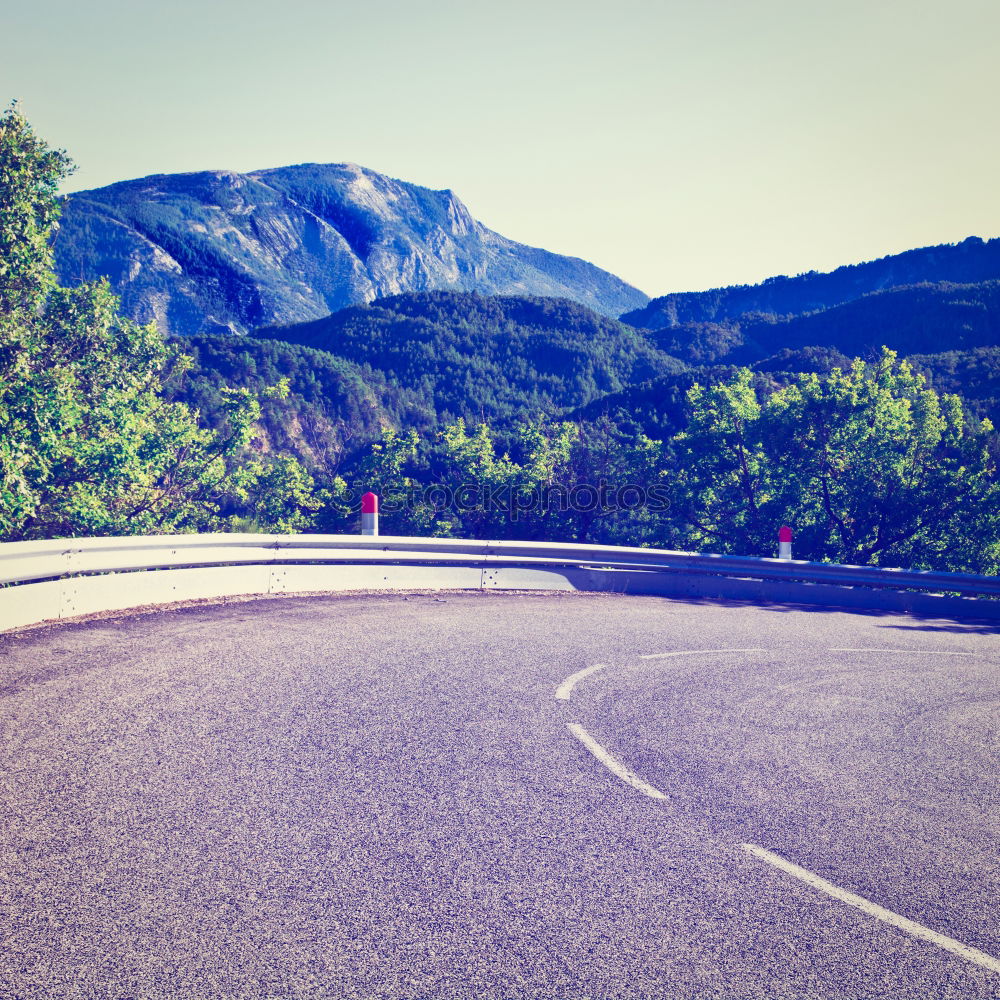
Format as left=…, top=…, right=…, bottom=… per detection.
left=4, top=0, right=999, bottom=297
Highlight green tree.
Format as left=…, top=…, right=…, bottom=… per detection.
left=315, top=427, right=427, bottom=535
left=670, top=368, right=768, bottom=554
left=553, top=416, right=672, bottom=545
left=436, top=418, right=522, bottom=537
left=0, top=106, right=320, bottom=540
left=671, top=350, right=1000, bottom=571
left=0, top=102, right=70, bottom=314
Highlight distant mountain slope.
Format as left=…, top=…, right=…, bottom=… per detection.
left=167, top=333, right=429, bottom=473
left=740, top=280, right=1000, bottom=360
left=253, top=291, right=686, bottom=426
left=52, top=164, right=648, bottom=336
left=623, top=236, right=1000, bottom=329
left=645, top=280, right=1000, bottom=366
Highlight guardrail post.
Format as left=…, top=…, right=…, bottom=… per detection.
left=778, top=525, right=793, bottom=560
left=362, top=492, right=379, bottom=536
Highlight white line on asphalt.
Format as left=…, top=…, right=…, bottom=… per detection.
left=555, top=663, right=607, bottom=701
left=639, top=648, right=767, bottom=660
left=829, top=648, right=975, bottom=656
left=558, top=649, right=767, bottom=700
left=567, top=723, right=668, bottom=800
left=743, top=844, right=1000, bottom=975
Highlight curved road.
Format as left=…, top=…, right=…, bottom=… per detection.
left=0, top=591, right=997, bottom=998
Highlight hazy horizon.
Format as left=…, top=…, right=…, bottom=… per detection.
left=7, top=0, right=999, bottom=297
left=57, top=157, right=996, bottom=298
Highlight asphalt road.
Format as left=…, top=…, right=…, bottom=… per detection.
left=0, top=591, right=997, bottom=999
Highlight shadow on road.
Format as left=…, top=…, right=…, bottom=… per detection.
left=876, top=620, right=1000, bottom=635
left=673, top=595, right=1000, bottom=634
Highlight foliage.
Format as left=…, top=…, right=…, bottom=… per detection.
left=0, top=108, right=320, bottom=540
left=164, top=332, right=429, bottom=475
left=908, top=346, right=1000, bottom=431
left=323, top=415, right=672, bottom=545
left=670, top=350, right=1000, bottom=571
left=4, top=110, right=997, bottom=576
left=299, top=348, right=999, bottom=574
left=0, top=106, right=72, bottom=317
left=254, top=291, right=687, bottom=428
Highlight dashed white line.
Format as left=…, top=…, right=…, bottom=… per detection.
left=829, top=648, right=976, bottom=656
left=555, top=663, right=607, bottom=701
left=558, top=647, right=996, bottom=974
left=567, top=723, right=668, bottom=800
left=743, top=844, right=1000, bottom=975
left=639, top=648, right=767, bottom=660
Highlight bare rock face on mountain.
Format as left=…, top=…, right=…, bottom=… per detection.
left=53, top=163, right=647, bottom=335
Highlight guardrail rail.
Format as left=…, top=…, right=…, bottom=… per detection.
left=2, top=533, right=999, bottom=632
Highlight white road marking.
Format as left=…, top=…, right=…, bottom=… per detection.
left=559, top=646, right=996, bottom=973
left=743, top=844, right=1000, bottom=975
left=559, top=649, right=767, bottom=700
left=555, top=663, right=607, bottom=701
left=567, top=723, right=668, bottom=800
left=639, top=648, right=767, bottom=660
left=829, top=648, right=975, bottom=656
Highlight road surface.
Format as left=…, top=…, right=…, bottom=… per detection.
left=0, top=591, right=997, bottom=998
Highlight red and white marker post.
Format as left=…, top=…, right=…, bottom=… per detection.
left=361, top=491, right=379, bottom=536
left=778, top=525, right=793, bottom=560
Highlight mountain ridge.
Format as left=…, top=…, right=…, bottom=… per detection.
left=623, top=236, right=1000, bottom=329
left=52, top=163, right=648, bottom=336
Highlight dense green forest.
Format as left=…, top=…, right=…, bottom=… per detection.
left=908, top=347, right=1000, bottom=429
left=628, top=283, right=1000, bottom=430
left=571, top=346, right=1000, bottom=453
left=254, top=292, right=687, bottom=427
left=165, top=333, right=425, bottom=476
left=3, top=109, right=999, bottom=573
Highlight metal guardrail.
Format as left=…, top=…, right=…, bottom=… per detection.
left=1, top=533, right=998, bottom=632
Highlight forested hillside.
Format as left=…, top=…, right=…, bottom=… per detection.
left=252, top=291, right=687, bottom=428
left=615, top=266, right=1000, bottom=436
left=571, top=345, right=1000, bottom=447
left=623, top=236, right=1000, bottom=329
left=0, top=107, right=324, bottom=540
left=165, top=334, right=426, bottom=475
left=646, top=280, right=1000, bottom=366
left=5, top=108, right=999, bottom=572
left=909, top=347, right=1000, bottom=429
left=140, top=246, right=1000, bottom=570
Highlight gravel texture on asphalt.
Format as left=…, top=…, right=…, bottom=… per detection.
left=0, top=591, right=997, bottom=999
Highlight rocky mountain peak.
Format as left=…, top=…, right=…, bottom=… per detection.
left=54, top=162, right=647, bottom=336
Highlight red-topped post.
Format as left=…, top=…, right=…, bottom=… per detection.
left=361, top=492, right=379, bottom=536
left=778, top=525, right=793, bottom=560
